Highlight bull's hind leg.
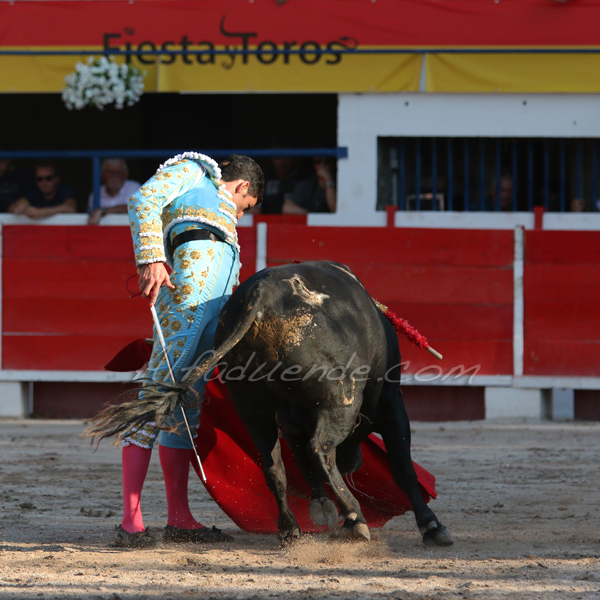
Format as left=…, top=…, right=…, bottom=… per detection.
left=227, top=386, right=301, bottom=543
left=309, top=409, right=370, bottom=541
left=284, top=431, right=338, bottom=530
left=265, top=437, right=301, bottom=544
left=376, top=382, right=454, bottom=547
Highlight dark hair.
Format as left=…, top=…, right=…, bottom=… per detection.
left=219, top=154, right=265, bottom=205
left=35, top=161, right=58, bottom=175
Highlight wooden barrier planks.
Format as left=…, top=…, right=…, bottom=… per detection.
left=524, top=231, right=600, bottom=376
left=5, top=224, right=598, bottom=379
left=266, top=226, right=514, bottom=376
left=266, top=227, right=513, bottom=267
left=1, top=225, right=256, bottom=371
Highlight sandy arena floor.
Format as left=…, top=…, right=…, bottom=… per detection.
left=1, top=418, right=599, bottom=600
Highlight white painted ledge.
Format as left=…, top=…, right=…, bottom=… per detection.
left=1, top=371, right=598, bottom=389
left=400, top=375, right=512, bottom=387
left=0, top=213, right=254, bottom=227
left=395, top=211, right=535, bottom=230
left=0, top=371, right=511, bottom=387
left=0, top=370, right=136, bottom=383
left=514, top=376, right=600, bottom=390
left=0, top=211, right=596, bottom=231
left=0, top=214, right=90, bottom=226
left=308, top=211, right=539, bottom=229
left=307, top=212, right=387, bottom=227
left=542, top=213, right=600, bottom=231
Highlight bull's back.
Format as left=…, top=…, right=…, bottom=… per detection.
left=216, top=261, right=388, bottom=400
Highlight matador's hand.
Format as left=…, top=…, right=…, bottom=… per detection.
left=137, top=262, right=175, bottom=307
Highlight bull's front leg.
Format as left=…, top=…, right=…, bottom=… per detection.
left=376, top=385, right=454, bottom=547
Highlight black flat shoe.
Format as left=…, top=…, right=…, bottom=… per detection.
left=114, top=525, right=158, bottom=548
left=163, top=524, right=234, bottom=544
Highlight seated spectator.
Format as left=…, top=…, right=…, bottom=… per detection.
left=0, top=156, right=35, bottom=213
left=283, top=156, right=337, bottom=214
left=570, top=197, right=586, bottom=212
left=258, top=152, right=308, bottom=215
left=9, top=162, right=76, bottom=218
left=469, top=174, right=513, bottom=211
left=88, top=158, right=141, bottom=224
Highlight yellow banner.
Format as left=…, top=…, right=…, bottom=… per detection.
left=0, top=47, right=421, bottom=94
left=3, top=48, right=600, bottom=94
left=427, top=53, right=600, bottom=93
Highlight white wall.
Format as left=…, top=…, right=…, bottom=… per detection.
left=0, top=382, right=28, bottom=418
left=485, top=387, right=546, bottom=420
left=327, top=93, right=600, bottom=227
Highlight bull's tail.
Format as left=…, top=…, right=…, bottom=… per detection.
left=83, top=381, right=196, bottom=446
left=83, top=285, right=263, bottom=446
left=181, top=285, right=264, bottom=389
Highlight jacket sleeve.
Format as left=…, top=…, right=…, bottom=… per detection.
left=128, top=160, right=203, bottom=266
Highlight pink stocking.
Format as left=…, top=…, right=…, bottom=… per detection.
left=121, top=444, right=152, bottom=534
left=159, top=445, right=204, bottom=530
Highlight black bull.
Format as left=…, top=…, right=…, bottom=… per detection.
left=186, top=260, right=454, bottom=545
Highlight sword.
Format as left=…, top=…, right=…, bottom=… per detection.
left=150, top=304, right=207, bottom=483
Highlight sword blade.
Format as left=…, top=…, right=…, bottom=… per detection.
left=150, top=303, right=207, bottom=482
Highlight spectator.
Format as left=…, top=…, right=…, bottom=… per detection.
left=259, top=154, right=309, bottom=214
left=88, top=158, right=141, bottom=224
left=570, top=198, right=585, bottom=212
left=494, top=175, right=514, bottom=211
left=469, top=174, right=513, bottom=211
left=9, top=162, right=76, bottom=219
left=0, top=157, right=35, bottom=213
left=283, top=156, right=337, bottom=214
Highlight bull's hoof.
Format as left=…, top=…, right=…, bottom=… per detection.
left=341, top=514, right=371, bottom=542
left=279, top=528, right=302, bottom=547
left=309, top=498, right=338, bottom=530
left=352, top=522, right=371, bottom=542
left=421, top=522, right=454, bottom=547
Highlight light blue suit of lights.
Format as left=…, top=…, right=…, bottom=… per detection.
left=123, top=153, right=240, bottom=450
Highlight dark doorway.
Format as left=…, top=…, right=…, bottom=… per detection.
left=0, top=93, right=337, bottom=212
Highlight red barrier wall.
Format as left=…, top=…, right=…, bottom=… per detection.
left=266, top=226, right=514, bottom=376
left=3, top=224, right=599, bottom=380
left=524, top=231, right=600, bottom=376
left=1, top=225, right=255, bottom=371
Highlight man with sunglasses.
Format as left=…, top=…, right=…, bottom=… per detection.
left=10, top=162, right=76, bottom=218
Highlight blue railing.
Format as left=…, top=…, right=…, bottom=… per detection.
left=379, top=137, right=600, bottom=212
left=2, top=49, right=600, bottom=57
left=0, top=148, right=348, bottom=210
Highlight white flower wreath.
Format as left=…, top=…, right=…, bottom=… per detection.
left=62, top=56, right=146, bottom=111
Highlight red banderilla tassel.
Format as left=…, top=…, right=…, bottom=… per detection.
left=373, top=299, right=443, bottom=361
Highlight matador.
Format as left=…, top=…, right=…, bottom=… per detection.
left=115, top=152, right=264, bottom=548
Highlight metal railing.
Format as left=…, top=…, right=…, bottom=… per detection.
left=2, top=48, right=600, bottom=57
left=378, top=137, right=599, bottom=212
left=0, top=148, right=348, bottom=210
